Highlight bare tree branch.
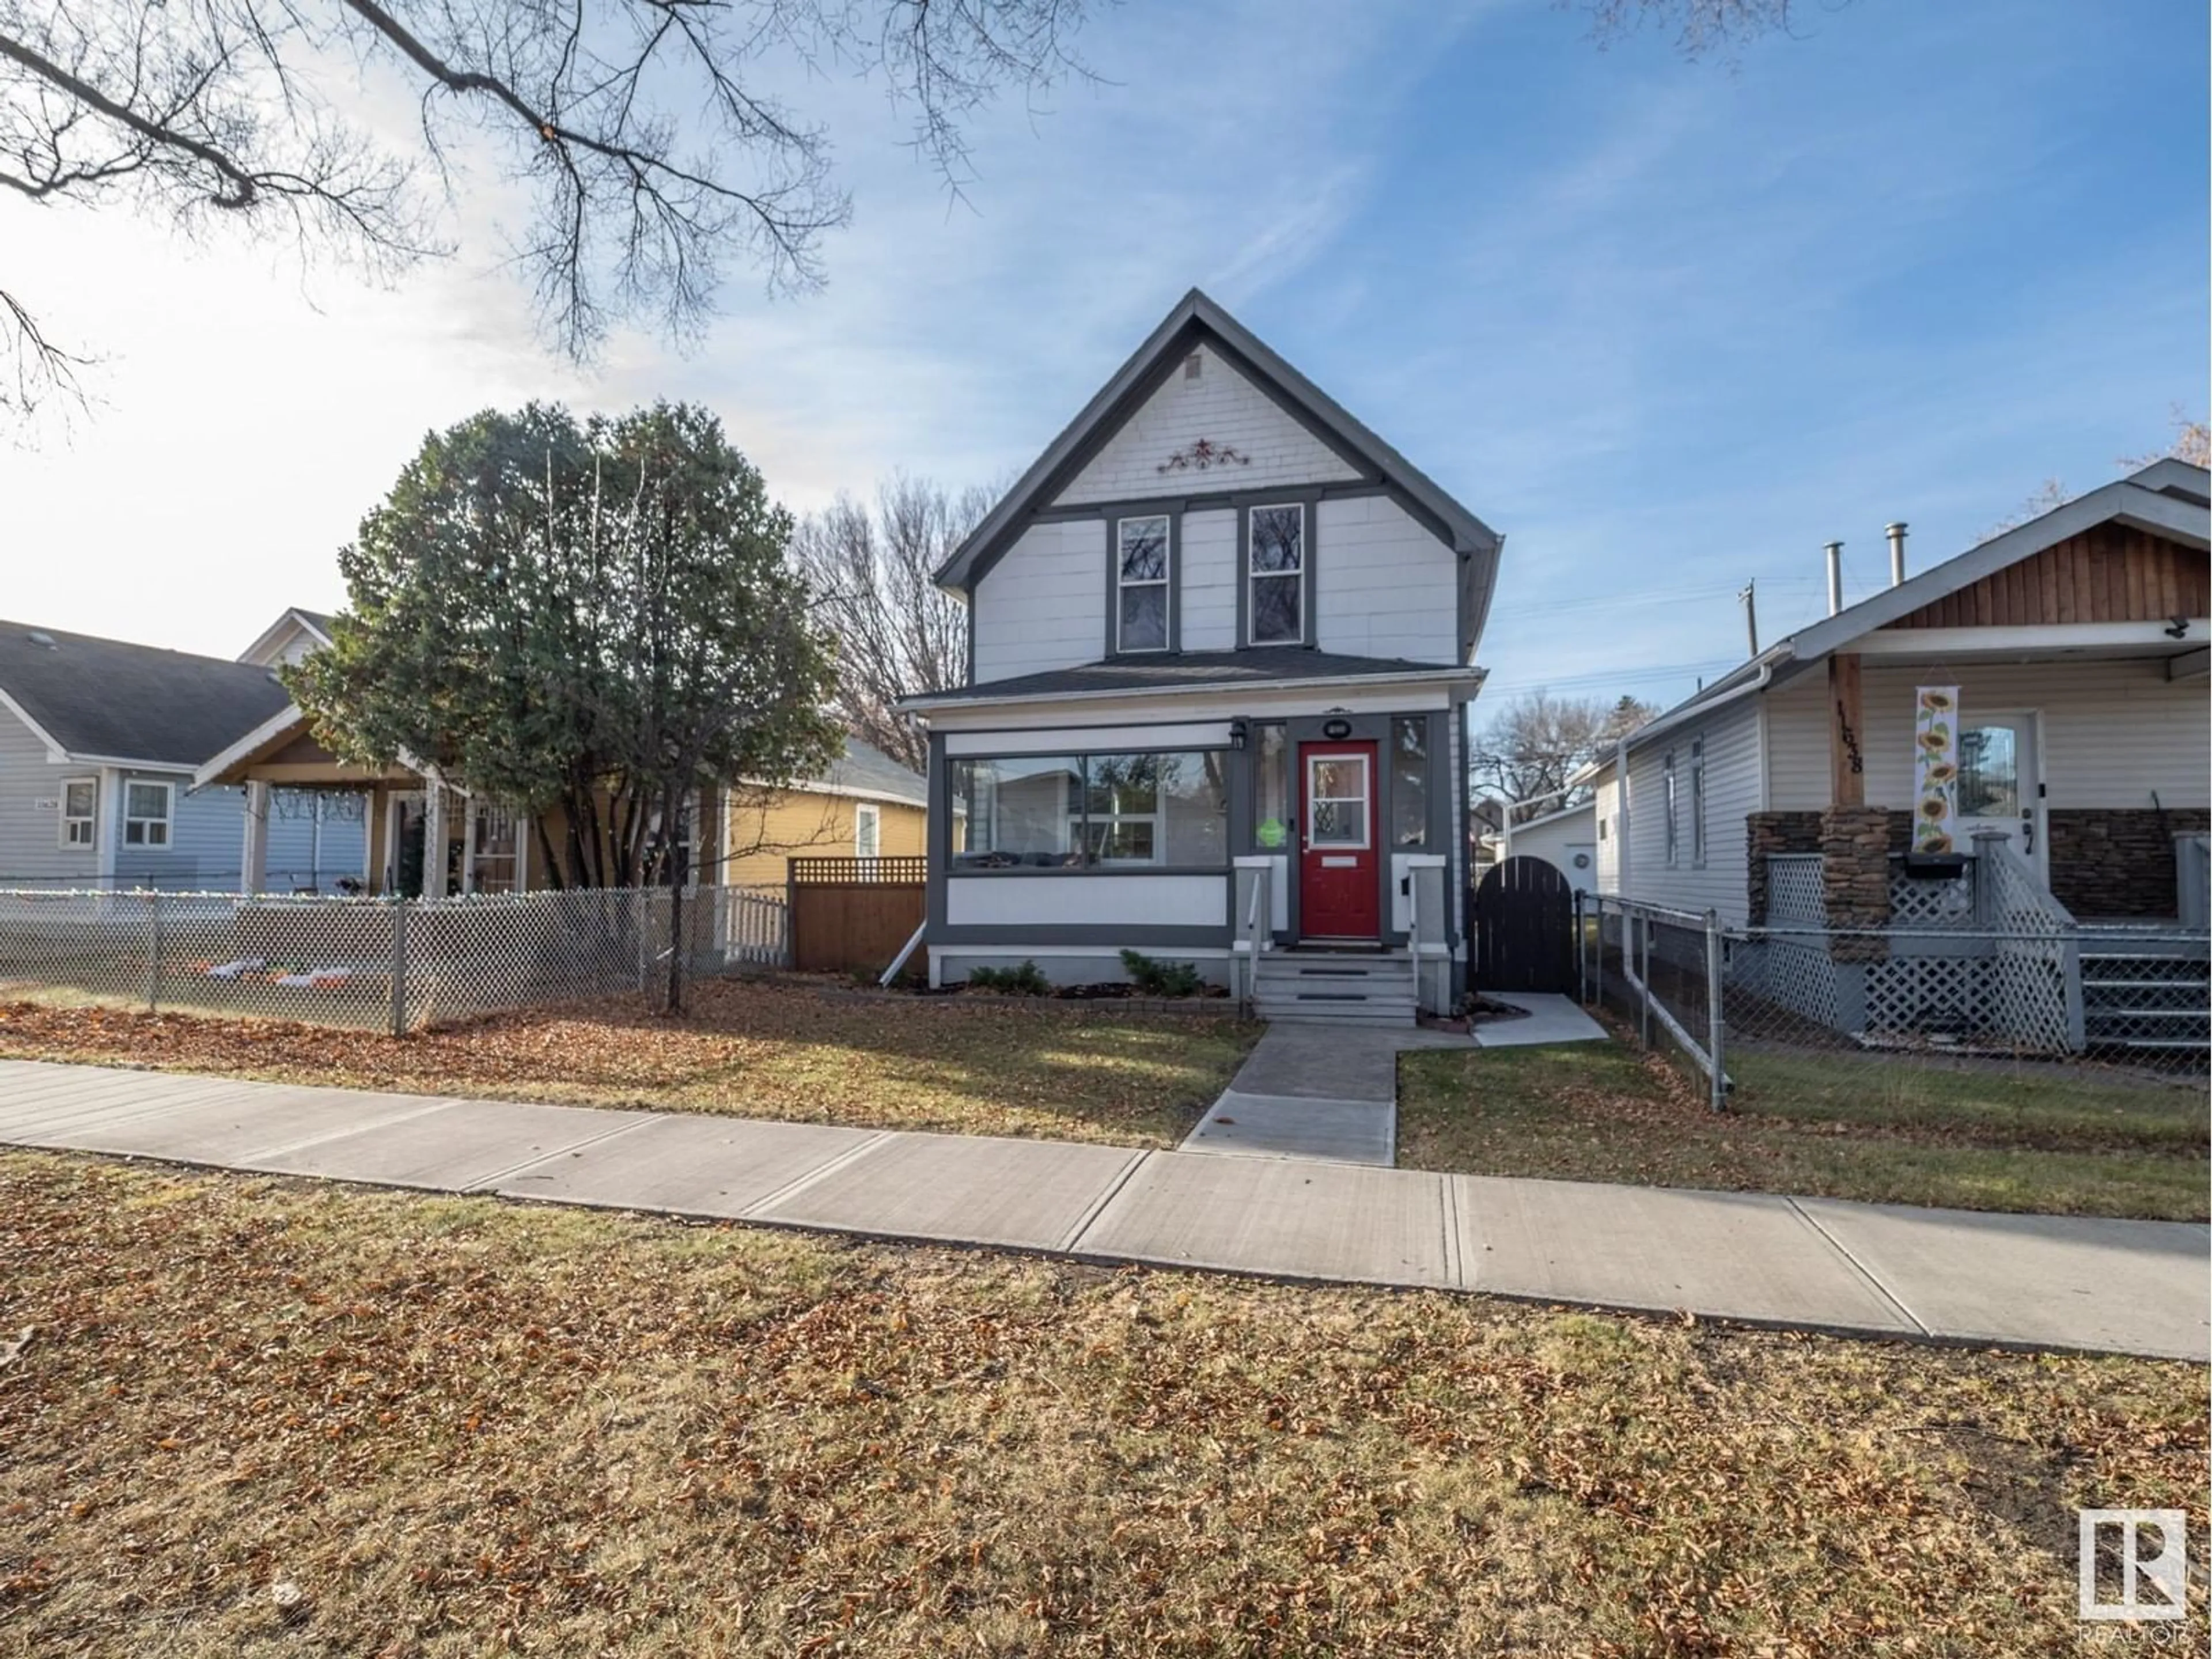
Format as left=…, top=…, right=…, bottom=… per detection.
left=1472, top=690, right=1656, bottom=825
left=1566, top=0, right=1820, bottom=62
left=0, top=0, right=1096, bottom=429
left=790, top=472, right=984, bottom=771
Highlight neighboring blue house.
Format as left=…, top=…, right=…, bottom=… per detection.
left=0, top=615, right=366, bottom=892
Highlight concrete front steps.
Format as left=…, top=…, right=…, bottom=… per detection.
left=1252, top=948, right=1417, bottom=1026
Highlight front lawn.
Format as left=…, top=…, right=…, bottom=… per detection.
left=0, top=978, right=1256, bottom=1149
left=2, top=1151, right=2203, bottom=1656
left=1398, top=1031, right=2210, bottom=1220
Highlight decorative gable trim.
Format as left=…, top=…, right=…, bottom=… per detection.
left=1156, top=437, right=1250, bottom=476
left=936, top=292, right=1501, bottom=650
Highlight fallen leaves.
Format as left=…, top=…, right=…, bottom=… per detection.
left=0, top=979, right=1259, bottom=1149
left=1396, top=1022, right=2209, bottom=1221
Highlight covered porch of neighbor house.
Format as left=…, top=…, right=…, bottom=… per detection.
left=194, top=708, right=535, bottom=898
left=1751, top=635, right=2211, bottom=931
left=1738, top=630, right=2208, bottom=1060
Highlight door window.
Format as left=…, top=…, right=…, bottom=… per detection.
left=1957, top=725, right=2020, bottom=818
left=1306, top=754, right=1369, bottom=849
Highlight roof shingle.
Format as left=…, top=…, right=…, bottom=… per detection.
left=0, top=621, right=295, bottom=768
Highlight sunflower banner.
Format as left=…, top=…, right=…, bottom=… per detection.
left=1913, top=685, right=1961, bottom=854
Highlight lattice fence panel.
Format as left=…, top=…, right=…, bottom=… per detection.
left=1725, top=937, right=1840, bottom=1032
left=1862, top=955, right=1990, bottom=1040
left=1887, top=861, right=1975, bottom=929
left=1765, top=854, right=1824, bottom=923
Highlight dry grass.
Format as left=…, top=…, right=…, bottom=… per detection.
left=0, top=979, right=1257, bottom=1149
left=0, top=1150, right=2203, bottom=1657
left=1399, top=1025, right=2211, bottom=1221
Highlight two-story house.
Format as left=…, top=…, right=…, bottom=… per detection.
left=902, top=290, right=1502, bottom=1021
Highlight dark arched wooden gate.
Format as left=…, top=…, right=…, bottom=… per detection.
left=1474, top=856, right=1576, bottom=993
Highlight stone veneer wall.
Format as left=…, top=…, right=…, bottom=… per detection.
left=1745, top=810, right=1914, bottom=924
left=2046, top=808, right=2212, bottom=919
left=1820, top=808, right=1897, bottom=961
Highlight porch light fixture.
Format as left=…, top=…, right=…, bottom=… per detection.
left=2165, top=615, right=2191, bottom=639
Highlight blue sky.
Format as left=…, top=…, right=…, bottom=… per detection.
left=2, top=0, right=2203, bottom=720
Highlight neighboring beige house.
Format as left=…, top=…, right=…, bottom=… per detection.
left=1584, top=461, right=2210, bottom=928
left=1581, top=462, right=2209, bottom=1058
left=722, top=738, right=929, bottom=888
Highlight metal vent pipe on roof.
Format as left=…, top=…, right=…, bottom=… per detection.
left=1825, top=541, right=1843, bottom=616
left=1886, top=521, right=1908, bottom=588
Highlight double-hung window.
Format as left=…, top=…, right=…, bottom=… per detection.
left=855, top=802, right=881, bottom=859
left=1116, top=515, right=1170, bottom=652
left=1662, top=753, right=1679, bottom=869
left=1248, top=504, right=1305, bottom=645
left=59, top=778, right=97, bottom=848
left=1690, top=738, right=1707, bottom=868
left=123, top=780, right=173, bottom=847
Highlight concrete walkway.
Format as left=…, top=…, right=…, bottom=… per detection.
left=1474, top=993, right=1608, bottom=1047
left=1179, top=1022, right=1477, bottom=1166
left=1, top=1058, right=2203, bottom=1360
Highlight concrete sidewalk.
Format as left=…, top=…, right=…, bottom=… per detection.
left=1, top=1057, right=2203, bottom=1360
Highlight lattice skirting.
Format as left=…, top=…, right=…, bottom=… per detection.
left=1728, top=939, right=1840, bottom=1030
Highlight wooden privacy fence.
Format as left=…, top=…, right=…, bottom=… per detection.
left=787, top=855, right=927, bottom=975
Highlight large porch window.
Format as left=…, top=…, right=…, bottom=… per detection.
left=951, top=751, right=1228, bottom=870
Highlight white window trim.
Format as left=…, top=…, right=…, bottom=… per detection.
left=1115, top=514, right=1172, bottom=654
left=854, top=802, right=881, bottom=859
left=1085, top=804, right=1165, bottom=866
left=1305, top=751, right=1372, bottom=851
left=123, top=778, right=175, bottom=849
left=59, top=775, right=97, bottom=850
left=1247, top=502, right=1306, bottom=647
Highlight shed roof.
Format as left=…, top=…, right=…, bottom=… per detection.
left=904, top=648, right=1482, bottom=711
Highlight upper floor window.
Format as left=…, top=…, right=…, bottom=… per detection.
left=1116, top=515, right=1170, bottom=652
left=1662, top=753, right=1679, bottom=869
left=59, top=778, right=97, bottom=849
left=124, top=780, right=173, bottom=847
left=1248, top=504, right=1305, bottom=645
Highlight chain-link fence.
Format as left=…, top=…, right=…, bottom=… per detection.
left=1578, top=892, right=2210, bottom=1109
left=0, top=885, right=790, bottom=1034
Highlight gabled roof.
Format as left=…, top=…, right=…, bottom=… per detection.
left=1596, top=461, right=2212, bottom=768
left=1781, top=463, right=2207, bottom=664
left=904, top=647, right=1482, bottom=711
left=237, top=607, right=338, bottom=668
left=0, top=620, right=295, bottom=770
left=933, top=289, right=1503, bottom=649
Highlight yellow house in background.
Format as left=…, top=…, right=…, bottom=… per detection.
left=721, top=736, right=928, bottom=888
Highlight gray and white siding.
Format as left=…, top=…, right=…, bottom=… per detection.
left=0, top=705, right=363, bottom=891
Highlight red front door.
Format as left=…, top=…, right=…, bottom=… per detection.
left=1298, top=741, right=1380, bottom=940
